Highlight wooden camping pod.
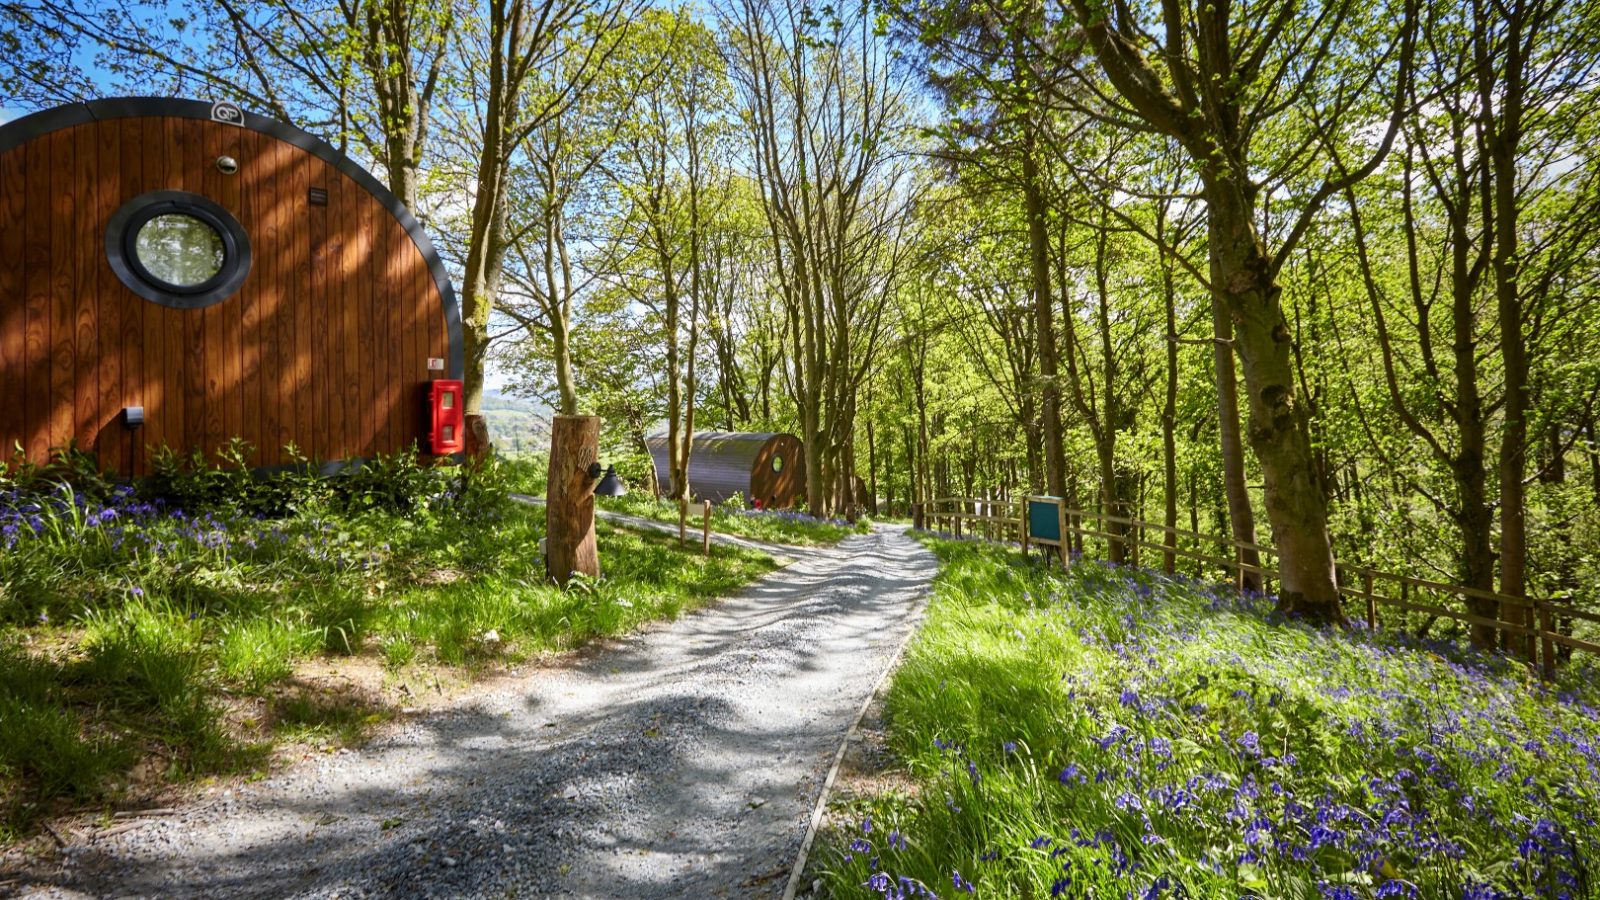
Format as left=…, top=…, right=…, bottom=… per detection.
left=0, top=98, right=463, bottom=475
left=644, top=431, right=806, bottom=508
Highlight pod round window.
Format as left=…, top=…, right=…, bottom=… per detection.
left=772, top=454, right=784, bottom=474
left=106, top=191, right=251, bottom=308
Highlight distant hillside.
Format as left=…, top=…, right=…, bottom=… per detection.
left=481, top=390, right=550, bottom=455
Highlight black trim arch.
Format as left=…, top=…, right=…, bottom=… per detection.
left=0, top=97, right=463, bottom=380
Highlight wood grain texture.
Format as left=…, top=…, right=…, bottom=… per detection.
left=21, top=138, right=49, bottom=463
left=289, top=145, right=313, bottom=461
left=48, top=128, right=77, bottom=457
left=307, top=154, right=331, bottom=463
left=71, top=123, right=99, bottom=454
left=0, top=113, right=450, bottom=475
left=0, top=144, right=25, bottom=462
left=93, top=120, right=124, bottom=471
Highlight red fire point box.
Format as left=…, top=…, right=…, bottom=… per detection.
left=424, top=379, right=465, bottom=454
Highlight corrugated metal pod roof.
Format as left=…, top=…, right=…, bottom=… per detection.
left=644, top=431, right=807, bottom=508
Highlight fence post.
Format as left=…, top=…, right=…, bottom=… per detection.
left=703, top=501, right=712, bottom=557
left=679, top=497, right=688, bottom=545
left=1363, top=570, right=1377, bottom=631
left=1020, top=497, right=1031, bottom=558
left=913, top=503, right=924, bottom=531
left=1057, top=499, right=1069, bottom=569
left=1540, top=602, right=1556, bottom=680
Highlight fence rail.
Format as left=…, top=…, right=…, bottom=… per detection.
left=910, top=496, right=1592, bottom=677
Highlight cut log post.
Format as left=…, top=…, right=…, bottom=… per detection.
left=545, top=415, right=601, bottom=586
left=703, top=501, right=712, bottom=557
left=679, top=498, right=688, bottom=544
left=464, top=414, right=493, bottom=462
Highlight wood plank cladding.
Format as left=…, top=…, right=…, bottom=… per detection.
left=0, top=103, right=458, bottom=475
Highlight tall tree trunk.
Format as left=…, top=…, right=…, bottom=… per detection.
left=1021, top=139, right=1068, bottom=499
left=1587, top=419, right=1600, bottom=507
left=1205, top=173, right=1340, bottom=619
left=461, top=135, right=510, bottom=419
left=866, top=414, right=879, bottom=515
left=1490, top=0, right=1530, bottom=659
left=1161, top=254, right=1180, bottom=574
left=1211, top=276, right=1263, bottom=593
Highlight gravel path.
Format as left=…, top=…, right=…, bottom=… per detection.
left=14, top=525, right=935, bottom=899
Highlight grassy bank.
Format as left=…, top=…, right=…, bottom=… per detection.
left=0, top=452, right=775, bottom=841
left=595, top=494, right=870, bottom=545
left=822, top=535, right=1599, bottom=900
left=499, top=452, right=871, bottom=545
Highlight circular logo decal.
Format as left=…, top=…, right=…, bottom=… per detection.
left=210, top=101, right=244, bottom=126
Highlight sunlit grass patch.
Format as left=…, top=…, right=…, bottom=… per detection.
left=597, top=494, right=869, bottom=545
left=822, top=536, right=1600, bottom=900
left=217, top=617, right=323, bottom=693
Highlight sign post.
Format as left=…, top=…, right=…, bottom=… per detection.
left=1025, top=496, right=1070, bottom=568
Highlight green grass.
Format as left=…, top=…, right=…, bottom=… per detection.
left=0, top=461, right=777, bottom=840
left=597, top=494, right=870, bottom=545
left=821, top=536, right=1600, bottom=900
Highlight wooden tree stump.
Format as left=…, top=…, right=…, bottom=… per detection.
left=464, top=414, right=493, bottom=461
left=546, top=415, right=601, bottom=586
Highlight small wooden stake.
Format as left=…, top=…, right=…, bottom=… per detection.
left=1020, top=497, right=1031, bottom=557
left=703, top=501, right=712, bottom=557
left=1363, top=571, right=1377, bottom=630
left=678, top=498, right=688, bottom=545
left=1540, top=602, right=1556, bottom=680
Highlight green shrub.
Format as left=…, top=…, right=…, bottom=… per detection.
left=336, top=446, right=441, bottom=514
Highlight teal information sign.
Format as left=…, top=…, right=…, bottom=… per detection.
left=1029, top=497, right=1062, bottom=542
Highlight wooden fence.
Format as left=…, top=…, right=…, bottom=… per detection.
left=911, top=495, right=1599, bottom=677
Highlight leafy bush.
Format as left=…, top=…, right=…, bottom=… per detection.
left=336, top=447, right=440, bottom=514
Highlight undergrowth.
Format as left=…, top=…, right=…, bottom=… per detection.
left=822, top=536, right=1600, bottom=900
left=0, top=445, right=775, bottom=840
left=597, top=493, right=870, bottom=545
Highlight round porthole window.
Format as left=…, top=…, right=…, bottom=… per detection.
left=772, top=454, right=784, bottom=474
left=106, top=191, right=251, bottom=309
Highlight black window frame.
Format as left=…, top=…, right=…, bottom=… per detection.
left=106, top=190, right=251, bottom=309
